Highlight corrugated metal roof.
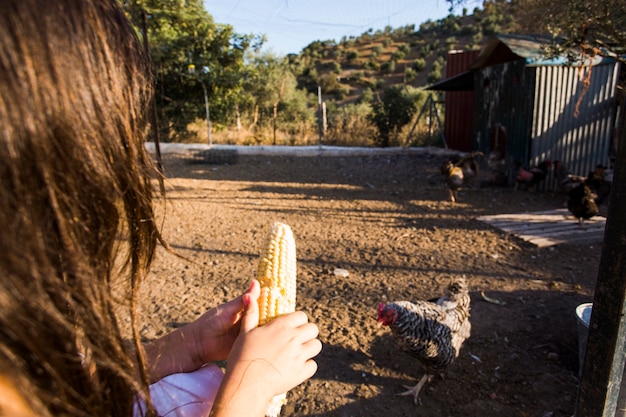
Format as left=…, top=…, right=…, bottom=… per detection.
left=427, top=34, right=620, bottom=92
left=473, top=34, right=619, bottom=68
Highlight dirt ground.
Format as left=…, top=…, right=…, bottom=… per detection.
left=139, top=147, right=604, bottom=417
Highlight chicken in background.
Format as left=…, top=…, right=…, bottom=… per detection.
left=441, top=160, right=464, bottom=203
left=453, top=151, right=484, bottom=183
left=479, top=150, right=507, bottom=187
left=377, top=277, right=471, bottom=406
left=553, top=160, right=586, bottom=194
left=514, top=159, right=552, bottom=191
left=441, top=151, right=483, bottom=202
left=567, top=181, right=599, bottom=226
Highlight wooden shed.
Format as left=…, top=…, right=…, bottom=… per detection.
left=429, top=34, right=622, bottom=191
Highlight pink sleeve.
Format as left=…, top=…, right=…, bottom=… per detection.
left=134, top=364, right=224, bottom=417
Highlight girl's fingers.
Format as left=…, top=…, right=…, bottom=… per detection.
left=240, top=281, right=260, bottom=333
left=300, top=358, right=319, bottom=380
left=266, top=310, right=309, bottom=328
left=295, top=322, right=319, bottom=344
left=301, top=338, right=323, bottom=361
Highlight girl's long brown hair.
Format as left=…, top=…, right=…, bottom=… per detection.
left=0, top=0, right=160, bottom=415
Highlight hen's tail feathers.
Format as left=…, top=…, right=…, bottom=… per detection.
left=446, top=276, right=469, bottom=296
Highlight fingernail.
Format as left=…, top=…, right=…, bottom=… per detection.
left=242, top=293, right=251, bottom=307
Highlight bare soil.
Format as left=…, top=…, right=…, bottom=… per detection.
left=139, top=149, right=602, bottom=417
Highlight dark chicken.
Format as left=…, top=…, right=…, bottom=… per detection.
left=567, top=182, right=599, bottom=226
left=585, top=164, right=612, bottom=205
left=377, top=277, right=471, bottom=405
left=553, top=160, right=586, bottom=194
left=514, top=159, right=551, bottom=191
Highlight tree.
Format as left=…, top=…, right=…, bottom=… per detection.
left=448, top=0, right=625, bottom=65
left=239, top=52, right=314, bottom=144
left=121, top=0, right=262, bottom=140
left=369, top=86, right=418, bottom=147
left=513, top=0, right=625, bottom=65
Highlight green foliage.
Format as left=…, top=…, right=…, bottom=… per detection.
left=122, top=0, right=261, bottom=141
left=380, top=59, right=396, bottom=73
left=359, top=88, right=374, bottom=104
left=369, top=86, right=418, bottom=147
left=364, top=59, right=380, bottom=70
left=413, top=58, right=427, bottom=72
left=428, top=58, right=443, bottom=83
left=398, top=43, right=411, bottom=54
left=346, top=50, right=359, bottom=62
left=325, top=102, right=376, bottom=146
left=427, top=68, right=442, bottom=83
left=448, top=0, right=624, bottom=65
left=404, top=67, right=417, bottom=83
left=391, top=50, right=406, bottom=60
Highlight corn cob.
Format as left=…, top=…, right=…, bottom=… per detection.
left=255, top=222, right=297, bottom=417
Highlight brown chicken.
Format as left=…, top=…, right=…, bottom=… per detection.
left=454, top=151, right=484, bottom=183
left=441, top=161, right=463, bottom=203
left=441, top=151, right=483, bottom=202
left=377, top=277, right=471, bottom=405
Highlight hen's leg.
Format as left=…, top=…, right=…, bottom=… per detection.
left=448, top=189, right=456, bottom=203
left=397, top=373, right=433, bottom=405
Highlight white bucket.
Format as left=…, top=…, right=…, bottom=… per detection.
left=576, top=303, right=626, bottom=417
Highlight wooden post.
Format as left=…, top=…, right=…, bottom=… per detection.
left=141, top=10, right=164, bottom=192
left=576, top=99, right=626, bottom=416
left=317, top=86, right=323, bottom=146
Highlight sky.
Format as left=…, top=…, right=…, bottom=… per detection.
left=204, top=0, right=481, bottom=56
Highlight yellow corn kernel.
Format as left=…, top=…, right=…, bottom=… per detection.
left=255, top=222, right=297, bottom=417
left=256, top=222, right=297, bottom=326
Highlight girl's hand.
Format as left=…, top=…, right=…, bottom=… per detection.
left=144, top=280, right=261, bottom=382
left=184, top=280, right=262, bottom=365
left=209, top=287, right=322, bottom=416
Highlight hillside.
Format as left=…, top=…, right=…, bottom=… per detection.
left=292, top=3, right=518, bottom=105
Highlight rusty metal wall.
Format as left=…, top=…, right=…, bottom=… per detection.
left=529, top=62, right=621, bottom=190
left=443, top=50, right=480, bottom=152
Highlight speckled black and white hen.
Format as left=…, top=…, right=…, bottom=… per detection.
left=377, top=277, right=471, bottom=405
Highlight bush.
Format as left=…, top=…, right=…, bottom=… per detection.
left=369, top=86, right=417, bottom=147
left=427, top=67, right=441, bottom=83
left=391, top=50, right=406, bottom=60
left=397, top=43, right=410, bottom=54
left=380, top=59, right=396, bottom=74
left=404, top=67, right=417, bottom=83
left=325, top=102, right=376, bottom=146
left=346, top=50, right=359, bottom=62
left=413, top=58, right=426, bottom=72
left=364, top=60, right=379, bottom=70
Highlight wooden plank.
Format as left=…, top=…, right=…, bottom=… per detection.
left=477, top=208, right=606, bottom=247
